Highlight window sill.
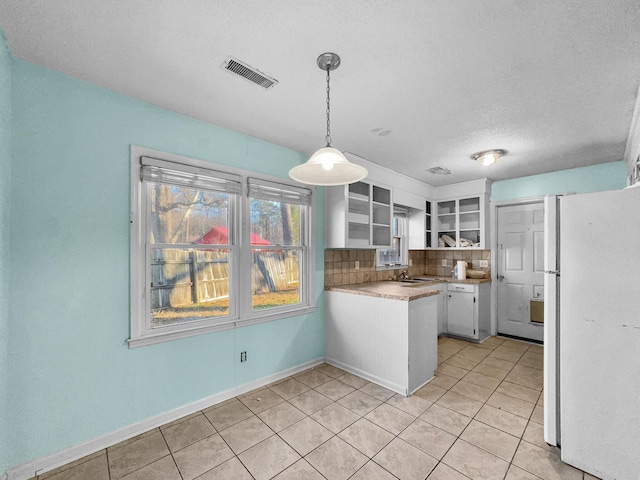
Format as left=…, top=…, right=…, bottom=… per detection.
left=128, top=306, right=317, bottom=348
left=238, top=305, right=317, bottom=329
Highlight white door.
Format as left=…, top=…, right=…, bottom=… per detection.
left=497, top=202, right=545, bottom=341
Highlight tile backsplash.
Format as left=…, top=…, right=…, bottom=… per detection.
left=324, top=249, right=491, bottom=287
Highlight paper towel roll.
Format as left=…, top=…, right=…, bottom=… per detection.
left=456, top=261, right=467, bottom=280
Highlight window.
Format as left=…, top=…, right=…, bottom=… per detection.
left=376, top=206, right=409, bottom=269
left=248, top=178, right=310, bottom=312
left=130, top=147, right=315, bottom=347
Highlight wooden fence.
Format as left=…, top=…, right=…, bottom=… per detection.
left=150, top=249, right=299, bottom=310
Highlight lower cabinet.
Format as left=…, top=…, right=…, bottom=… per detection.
left=325, top=291, right=438, bottom=396
left=446, top=283, right=490, bottom=341
left=435, top=288, right=447, bottom=336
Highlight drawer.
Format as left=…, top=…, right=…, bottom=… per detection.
left=447, top=283, right=475, bottom=293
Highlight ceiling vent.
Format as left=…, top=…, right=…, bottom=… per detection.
left=221, top=56, right=278, bottom=89
left=427, top=166, right=452, bottom=175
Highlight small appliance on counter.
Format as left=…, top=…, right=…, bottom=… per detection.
left=452, top=260, right=467, bottom=280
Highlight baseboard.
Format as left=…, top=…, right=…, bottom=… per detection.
left=3, top=357, right=324, bottom=480
left=407, top=375, right=434, bottom=396
left=325, top=357, right=407, bottom=396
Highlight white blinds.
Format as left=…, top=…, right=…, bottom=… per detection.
left=141, top=156, right=241, bottom=194
left=248, top=178, right=312, bottom=206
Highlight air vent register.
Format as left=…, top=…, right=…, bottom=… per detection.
left=221, top=56, right=278, bottom=89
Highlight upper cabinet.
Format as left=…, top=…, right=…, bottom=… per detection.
left=433, top=195, right=486, bottom=248
left=371, top=185, right=392, bottom=246
left=326, top=180, right=392, bottom=248
left=425, top=201, right=433, bottom=248
left=324, top=155, right=491, bottom=250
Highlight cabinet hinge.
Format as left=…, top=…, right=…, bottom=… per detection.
left=474, top=329, right=476, bottom=335
left=473, top=297, right=476, bottom=303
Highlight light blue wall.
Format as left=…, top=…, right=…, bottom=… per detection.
left=0, top=29, right=12, bottom=474
left=491, top=161, right=627, bottom=202
left=5, top=59, right=325, bottom=471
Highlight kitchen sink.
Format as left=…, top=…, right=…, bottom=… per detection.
left=396, top=277, right=441, bottom=284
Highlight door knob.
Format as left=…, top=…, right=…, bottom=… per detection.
left=498, top=275, right=505, bottom=282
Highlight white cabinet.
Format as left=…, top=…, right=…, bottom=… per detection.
left=446, top=283, right=490, bottom=341
left=326, top=181, right=392, bottom=248
left=372, top=185, right=392, bottom=246
left=325, top=291, right=438, bottom=395
left=435, top=288, right=446, bottom=335
left=447, top=284, right=477, bottom=337
left=420, top=282, right=447, bottom=336
left=425, top=201, right=433, bottom=248
left=436, top=196, right=486, bottom=248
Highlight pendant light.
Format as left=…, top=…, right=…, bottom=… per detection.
left=289, top=53, right=368, bottom=186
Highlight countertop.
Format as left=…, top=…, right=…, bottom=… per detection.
left=325, top=276, right=491, bottom=301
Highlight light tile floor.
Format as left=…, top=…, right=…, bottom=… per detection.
left=33, top=336, right=602, bottom=480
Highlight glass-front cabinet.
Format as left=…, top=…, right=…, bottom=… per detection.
left=346, top=182, right=370, bottom=246
left=326, top=181, right=392, bottom=248
left=435, top=196, right=484, bottom=248
left=371, top=185, right=391, bottom=246
left=425, top=201, right=432, bottom=248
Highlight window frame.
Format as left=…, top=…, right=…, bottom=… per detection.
left=129, top=146, right=316, bottom=348
left=244, top=177, right=311, bottom=322
left=375, top=206, right=409, bottom=270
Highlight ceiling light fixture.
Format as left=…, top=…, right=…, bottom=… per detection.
left=471, top=149, right=507, bottom=166
left=289, top=53, right=367, bottom=186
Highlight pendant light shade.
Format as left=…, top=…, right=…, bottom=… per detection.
left=289, top=147, right=367, bottom=186
left=289, top=53, right=367, bottom=186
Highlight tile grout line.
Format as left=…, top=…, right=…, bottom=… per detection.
left=47, top=337, right=553, bottom=480
left=105, top=448, right=112, bottom=480
left=429, top=337, right=541, bottom=479
left=431, top=337, right=521, bottom=479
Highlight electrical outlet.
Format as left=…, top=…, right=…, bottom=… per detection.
left=240, top=351, right=247, bottom=362
left=355, top=260, right=359, bottom=271
left=479, top=260, right=489, bottom=268
left=442, top=259, right=447, bottom=266
left=409, top=259, right=413, bottom=266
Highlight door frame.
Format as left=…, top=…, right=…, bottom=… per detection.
left=489, top=196, right=545, bottom=337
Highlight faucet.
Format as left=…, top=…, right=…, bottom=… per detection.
left=390, top=270, right=409, bottom=281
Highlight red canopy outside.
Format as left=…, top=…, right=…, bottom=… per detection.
left=194, top=226, right=269, bottom=246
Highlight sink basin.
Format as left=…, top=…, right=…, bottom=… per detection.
left=396, top=277, right=441, bottom=284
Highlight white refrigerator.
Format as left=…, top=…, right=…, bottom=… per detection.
left=544, top=186, right=640, bottom=480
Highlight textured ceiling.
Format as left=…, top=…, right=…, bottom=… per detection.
left=1, top=0, right=640, bottom=186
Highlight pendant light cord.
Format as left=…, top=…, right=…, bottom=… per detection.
left=325, top=68, right=332, bottom=147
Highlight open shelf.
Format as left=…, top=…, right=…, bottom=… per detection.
left=433, top=196, right=483, bottom=248
left=332, top=180, right=392, bottom=248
